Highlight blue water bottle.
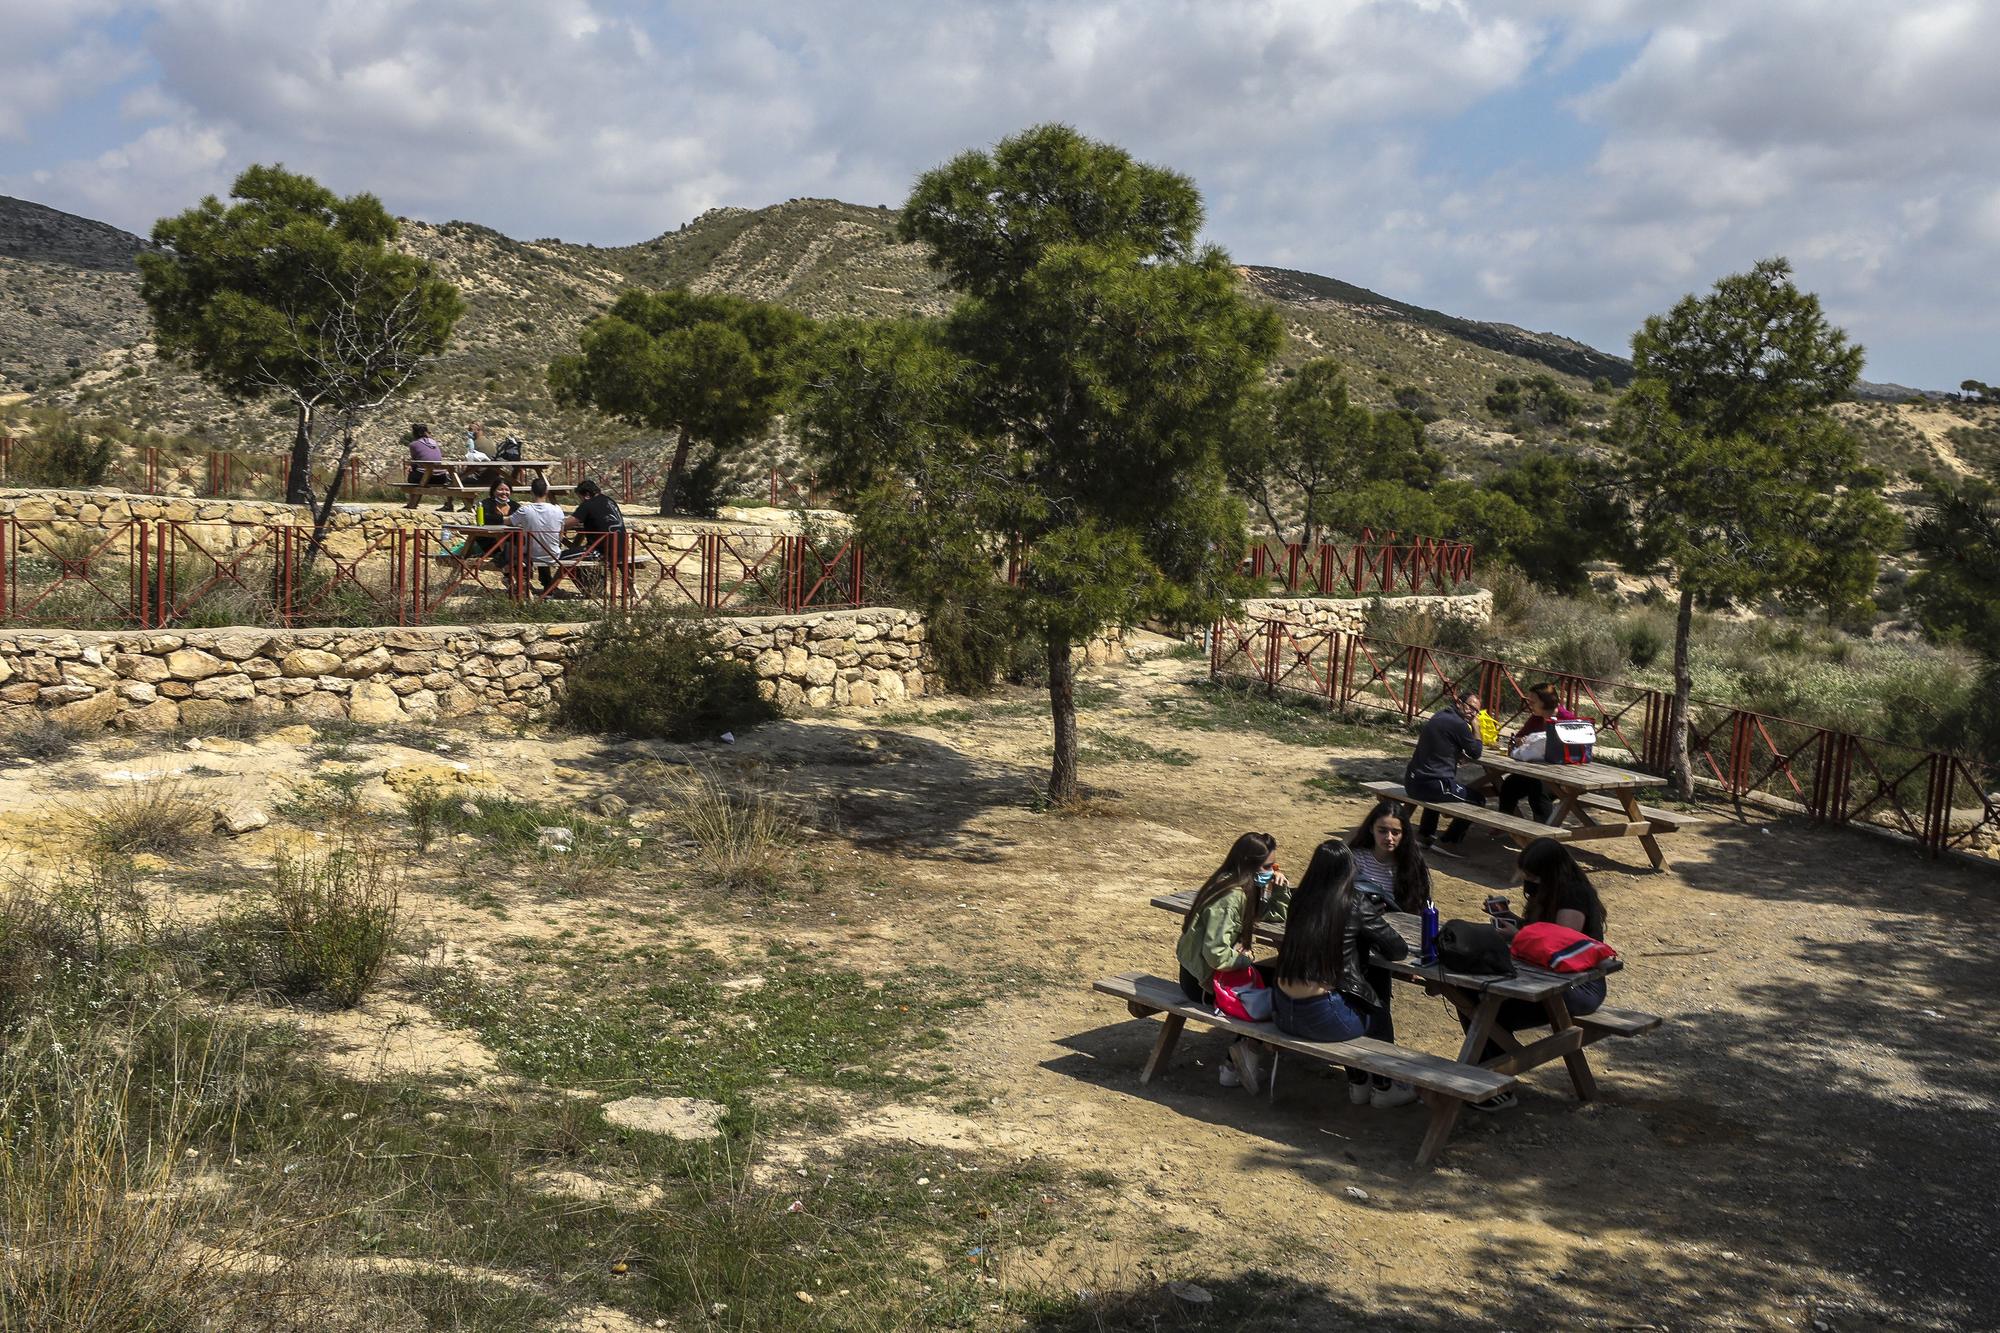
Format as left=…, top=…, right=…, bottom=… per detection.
left=1420, top=902, right=1440, bottom=966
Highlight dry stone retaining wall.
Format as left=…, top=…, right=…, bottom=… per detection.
left=1236, top=589, right=1493, bottom=635
left=0, top=607, right=930, bottom=731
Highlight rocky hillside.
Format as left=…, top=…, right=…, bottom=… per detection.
left=0, top=193, right=1981, bottom=484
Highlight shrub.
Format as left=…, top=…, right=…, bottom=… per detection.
left=80, top=782, right=214, bottom=857
left=13, top=416, right=112, bottom=487
left=672, top=768, right=798, bottom=895
left=561, top=608, right=779, bottom=741
left=1542, top=621, right=1623, bottom=680
left=0, top=714, right=85, bottom=762
left=1618, top=611, right=1673, bottom=671
left=208, top=846, right=401, bottom=1008
left=262, top=845, right=400, bottom=1008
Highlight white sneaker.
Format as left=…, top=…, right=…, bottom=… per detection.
left=1370, top=1081, right=1419, bottom=1109
left=1218, top=1063, right=1242, bottom=1088
left=1228, top=1040, right=1263, bottom=1096
left=1347, top=1079, right=1372, bottom=1106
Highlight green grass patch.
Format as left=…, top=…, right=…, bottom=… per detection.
left=1079, top=732, right=1197, bottom=767
left=417, top=939, right=977, bottom=1106
left=1151, top=679, right=1394, bottom=750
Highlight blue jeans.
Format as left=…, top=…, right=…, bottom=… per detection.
left=1274, top=988, right=1394, bottom=1086
left=1407, top=774, right=1486, bottom=843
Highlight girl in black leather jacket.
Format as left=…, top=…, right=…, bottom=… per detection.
left=1271, top=840, right=1417, bottom=1108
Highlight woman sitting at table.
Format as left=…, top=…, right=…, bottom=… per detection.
left=1177, top=831, right=1280, bottom=1094
left=1460, top=836, right=1610, bottom=1112
left=1348, top=801, right=1432, bottom=913
left=1499, top=683, right=1578, bottom=824
left=1271, top=839, right=1417, bottom=1108
left=467, top=480, right=516, bottom=559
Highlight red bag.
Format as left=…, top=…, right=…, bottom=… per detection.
left=1209, top=966, right=1273, bottom=1022
left=1509, top=921, right=1617, bottom=973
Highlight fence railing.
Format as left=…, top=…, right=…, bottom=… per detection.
left=1243, top=532, right=1476, bottom=597
left=0, top=517, right=867, bottom=630
left=1211, top=615, right=1999, bottom=860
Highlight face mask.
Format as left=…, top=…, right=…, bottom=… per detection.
left=1254, top=869, right=1275, bottom=887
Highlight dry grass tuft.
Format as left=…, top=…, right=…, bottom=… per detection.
left=79, top=781, right=215, bottom=858
left=671, top=768, right=800, bottom=894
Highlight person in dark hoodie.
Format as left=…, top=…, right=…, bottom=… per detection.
left=1403, top=689, right=1485, bottom=854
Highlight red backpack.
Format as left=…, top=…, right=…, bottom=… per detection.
left=1509, top=921, right=1617, bottom=973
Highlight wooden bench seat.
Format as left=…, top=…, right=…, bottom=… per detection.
left=1572, top=1005, right=1663, bottom=1045
left=1575, top=793, right=1701, bottom=833
left=1093, top=971, right=1514, bottom=1166
left=1360, top=780, right=1583, bottom=847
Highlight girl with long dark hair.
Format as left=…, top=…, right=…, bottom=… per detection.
left=1177, top=831, right=1280, bottom=1092
left=1500, top=682, right=1578, bottom=823
left=1346, top=801, right=1432, bottom=913
left=1271, top=840, right=1416, bottom=1108
left=1462, top=836, right=1611, bottom=1111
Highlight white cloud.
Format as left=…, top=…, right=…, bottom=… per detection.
left=1, top=0, right=1995, bottom=383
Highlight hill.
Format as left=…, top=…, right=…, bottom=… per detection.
left=1, top=193, right=1985, bottom=485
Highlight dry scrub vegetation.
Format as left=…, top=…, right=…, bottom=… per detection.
left=0, top=655, right=1994, bottom=1331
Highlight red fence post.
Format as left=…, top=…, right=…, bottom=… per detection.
left=620, top=460, right=635, bottom=505
left=1262, top=620, right=1280, bottom=692
left=848, top=541, right=864, bottom=608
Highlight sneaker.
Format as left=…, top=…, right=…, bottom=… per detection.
left=1347, top=1078, right=1372, bottom=1106
left=1227, top=1040, right=1263, bottom=1096
left=1469, top=1092, right=1518, bottom=1113
left=1370, top=1081, right=1419, bottom=1109
left=1218, top=1063, right=1242, bottom=1089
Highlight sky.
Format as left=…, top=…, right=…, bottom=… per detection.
left=2, top=0, right=1996, bottom=389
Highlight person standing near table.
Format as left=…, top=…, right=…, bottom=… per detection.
left=1498, top=683, right=1577, bottom=824
left=1404, top=690, right=1485, bottom=854
left=507, top=475, right=565, bottom=592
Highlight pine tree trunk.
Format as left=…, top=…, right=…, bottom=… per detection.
left=285, top=404, right=313, bottom=506
left=658, top=426, right=693, bottom=516
left=1666, top=585, right=1696, bottom=798
left=1046, top=633, right=1079, bottom=806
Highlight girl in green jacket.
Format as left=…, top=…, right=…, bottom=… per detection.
left=1177, top=831, right=1281, bottom=1092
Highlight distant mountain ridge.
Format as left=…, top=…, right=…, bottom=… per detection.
left=1, top=192, right=1967, bottom=481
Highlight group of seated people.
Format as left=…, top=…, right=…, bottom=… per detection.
left=1404, top=682, right=1578, bottom=854
left=459, top=474, right=626, bottom=592
left=1175, top=804, right=1608, bottom=1114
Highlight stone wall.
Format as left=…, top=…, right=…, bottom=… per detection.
left=1234, top=589, right=1493, bottom=636
left=0, top=607, right=930, bottom=731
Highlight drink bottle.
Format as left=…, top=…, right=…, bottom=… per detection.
left=1420, top=902, right=1440, bottom=966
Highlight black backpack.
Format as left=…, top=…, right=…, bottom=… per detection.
left=1437, top=920, right=1516, bottom=977
left=497, top=436, right=524, bottom=461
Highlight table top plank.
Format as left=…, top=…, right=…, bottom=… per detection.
left=1470, top=750, right=1659, bottom=790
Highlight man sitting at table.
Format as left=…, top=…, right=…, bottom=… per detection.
left=507, top=475, right=566, bottom=592
left=1404, top=689, right=1486, bottom=855
left=405, top=422, right=453, bottom=511
left=562, top=477, right=627, bottom=594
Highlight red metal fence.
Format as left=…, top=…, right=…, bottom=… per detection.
left=1243, top=532, right=1475, bottom=596
left=0, top=517, right=866, bottom=629
left=1211, top=615, right=2000, bottom=860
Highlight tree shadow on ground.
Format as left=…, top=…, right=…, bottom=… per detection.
left=1045, top=816, right=2000, bottom=1330
left=605, top=721, right=1045, bottom=866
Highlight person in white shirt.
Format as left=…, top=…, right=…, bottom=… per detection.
left=507, top=476, right=566, bottom=592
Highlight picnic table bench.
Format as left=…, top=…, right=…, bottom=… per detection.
left=1093, top=972, right=1516, bottom=1166
left=1386, top=741, right=1703, bottom=868
left=1359, top=780, right=1579, bottom=850
left=1104, top=891, right=1658, bottom=1166
left=392, top=458, right=573, bottom=500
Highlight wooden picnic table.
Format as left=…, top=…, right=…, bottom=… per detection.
left=393, top=458, right=574, bottom=499
left=1465, top=750, right=1681, bottom=869
left=1149, top=889, right=1653, bottom=1161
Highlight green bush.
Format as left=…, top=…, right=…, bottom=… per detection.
left=1617, top=610, right=1673, bottom=670
left=1542, top=620, right=1623, bottom=680
left=211, top=845, right=400, bottom=1008
left=13, top=417, right=112, bottom=487
left=560, top=608, right=779, bottom=740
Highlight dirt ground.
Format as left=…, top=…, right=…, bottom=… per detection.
left=14, top=652, right=1996, bottom=1331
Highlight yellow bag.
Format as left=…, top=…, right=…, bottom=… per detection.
left=1476, top=709, right=1499, bottom=748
